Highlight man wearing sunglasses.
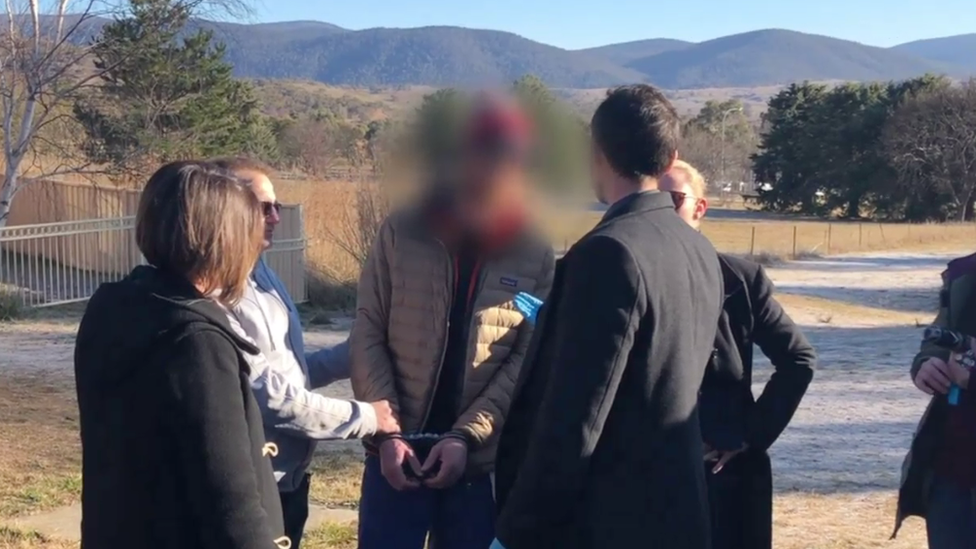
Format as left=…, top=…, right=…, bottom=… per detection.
left=210, top=157, right=399, bottom=549
left=660, top=160, right=816, bottom=549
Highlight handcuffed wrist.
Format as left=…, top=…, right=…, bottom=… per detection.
left=374, top=432, right=403, bottom=446
left=442, top=431, right=471, bottom=447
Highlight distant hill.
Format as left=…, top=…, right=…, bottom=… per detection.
left=576, top=39, right=692, bottom=65
left=218, top=26, right=646, bottom=88
left=892, top=34, right=976, bottom=72
left=45, top=16, right=974, bottom=89
left=626, top=29, right=960, bottom=89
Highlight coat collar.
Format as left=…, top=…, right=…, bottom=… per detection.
left=718, top=254, right=746, bottom=302
left=600, top=191, right=675, bottom=225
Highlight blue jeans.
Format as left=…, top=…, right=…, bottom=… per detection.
left=927, top=476, right=976, bottom=549
left=357, top=455, right=495, bottom=549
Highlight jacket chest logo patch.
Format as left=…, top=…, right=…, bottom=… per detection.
left=500, top=276, right=519, bottom=288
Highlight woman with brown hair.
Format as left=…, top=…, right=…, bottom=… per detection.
left=74, top=161, right=290, bottom=549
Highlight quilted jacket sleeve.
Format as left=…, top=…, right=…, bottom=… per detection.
left=451, top=246, right=556, bottom=446
left=350, top=217, right=401, bottom=412
left=911, top=271, right=953, bottom=380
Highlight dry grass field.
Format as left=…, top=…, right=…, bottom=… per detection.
left=275, top=178, right=976, bottom=309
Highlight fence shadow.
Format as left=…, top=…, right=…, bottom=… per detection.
left=751, top=322, right=927, bottom=495
left=776, top=285, right=938, bottom=314
left=771, top=420, right=916, bottom=495
left=774, top=254, right=955, bottom=273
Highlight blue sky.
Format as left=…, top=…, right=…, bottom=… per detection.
left=252, top=0, right=974, bottom=50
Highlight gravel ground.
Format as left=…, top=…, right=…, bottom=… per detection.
left=0, top=251, right=958, bottom=496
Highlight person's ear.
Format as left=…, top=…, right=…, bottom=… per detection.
left=694, top=196, right=709, bottom=222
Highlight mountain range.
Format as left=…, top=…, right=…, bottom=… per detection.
left=58, top=16, right=976, bottom=89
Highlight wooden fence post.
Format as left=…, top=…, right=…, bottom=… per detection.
left=858, top=223, right=863, bottom=248
left=749, top=226, right=756, bottom=256
left=792, top=225, right=798, bottom=259
left=826, top=223, right=832, bottom=255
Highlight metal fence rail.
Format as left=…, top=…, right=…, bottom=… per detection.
left=0, top=217, right=141, bottom=308
left=0, top=206, right=307, bottom=310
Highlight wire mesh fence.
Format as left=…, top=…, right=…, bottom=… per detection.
left=0, top=206, right=307, bottom=310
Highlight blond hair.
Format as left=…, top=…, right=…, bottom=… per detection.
left=669, top=159, right=707, bottom=197
left=208, top=156, right=275, bottom=180
left=135, top=161, right=264, bottom=306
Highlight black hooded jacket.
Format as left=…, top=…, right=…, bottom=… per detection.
left=74, top=265, right=287, bottom=549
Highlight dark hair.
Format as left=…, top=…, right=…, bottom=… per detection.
left=135, top=161, right=264, bottom=305
left=590, top=84, right=681, bottom=180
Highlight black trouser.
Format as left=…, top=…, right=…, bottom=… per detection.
left=926, top=475, right=976, bottom=549
left=705, top=450, right=773, bottom=549
left=280, top=474, right=312, bottom=549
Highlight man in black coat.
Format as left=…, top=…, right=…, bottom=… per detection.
left=492, top=84, right=724, bottom=549
left=660, top=160, right=816, bottom=549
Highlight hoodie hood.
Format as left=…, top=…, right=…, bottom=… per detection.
left=74, top=265, right=256, bottom=388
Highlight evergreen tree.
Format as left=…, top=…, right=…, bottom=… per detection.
left=74, top=0, right=273, bottom=175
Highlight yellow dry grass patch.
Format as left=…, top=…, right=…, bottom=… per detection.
left=302, top=522, right=358, bottom=549
left=0, top=527, right=77, bottom=549
left=308, top=448, right=365, bottom=509
left=775, top=293, right=928, bottom=327
left=0, top=376, right=80, bottom=520
left=774, top=491, right=924, bottom=549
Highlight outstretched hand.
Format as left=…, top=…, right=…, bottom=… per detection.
left=513, top=291, right=544, bottom=326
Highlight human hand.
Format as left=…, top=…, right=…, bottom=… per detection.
left=513, top=292, right=543, bottom=326
left=369, top=400, right=400, bottom=436
left=704, top=443, right=747, bottom=474
left=915, top=357, right=955, bottom=396
left=421, top=437, right=468, bottom=489
left=947, top=351, right=973, bottom=390
left=378, top=437, right=423, bottom=490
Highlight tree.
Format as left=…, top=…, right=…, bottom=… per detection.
left=0, top=0, right=250, bottom=227
left=73, top=0, right=266, bottom=179
left=751, top=82, right=831, bottom=214
left=363, top=119, right=402, bottom=174
left=511, top=74, right=588, bottom=193
left=751, top=75, right=952, bottom=219
left=681, top=100, right=758, bottom=191
left=0, top=1, right=110, bottom=227
left=883, top=80, right=976, bottom=222
left=275, top=112, right=363, bottom=176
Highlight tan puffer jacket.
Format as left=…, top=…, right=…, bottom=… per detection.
left=350, top=208, right=555, bottom=476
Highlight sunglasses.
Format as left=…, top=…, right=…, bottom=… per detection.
left=667, top=191, right=698, bottom=210
left=262, top=201, right=282, bottom=217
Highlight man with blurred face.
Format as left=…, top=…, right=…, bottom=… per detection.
left=492, top=85, right=724, bottom=549
left=211, top=158, right=399, bottom=549
left=350, top=94, right=555, bottom=549
left=660, top=160, right=815, bottom=549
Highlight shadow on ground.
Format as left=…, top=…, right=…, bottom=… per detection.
left=774, top=254, right=953, bottom=272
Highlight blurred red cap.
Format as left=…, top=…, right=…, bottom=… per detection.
left=463, top=92, right=533, bottom=158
